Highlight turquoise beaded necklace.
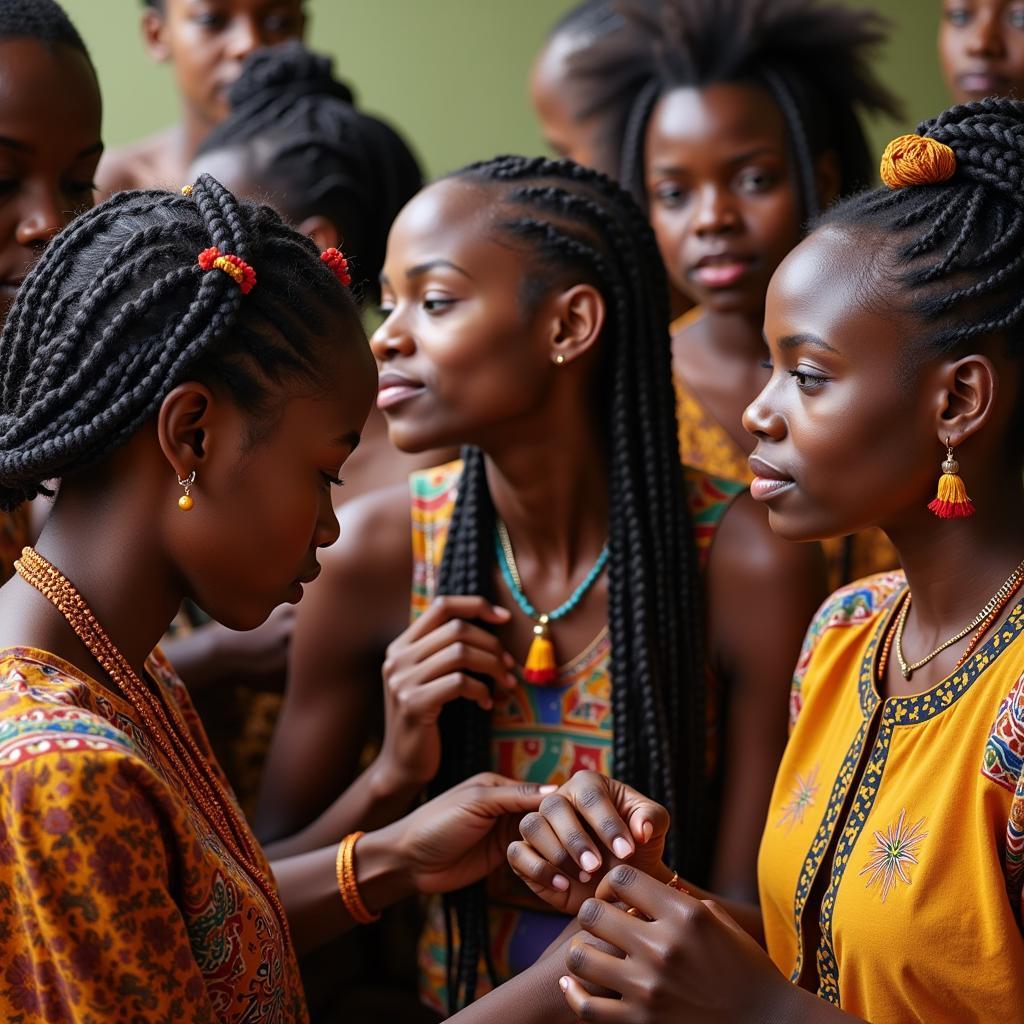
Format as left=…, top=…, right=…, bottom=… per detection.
left=494, top=519, right=609, bottom=684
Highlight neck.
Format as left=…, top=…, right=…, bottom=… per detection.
left=887, top=482, right=1024, bottom=634
left=481, top=409, right=608, bottom=575
left=700, top=307, right=768, bottom=359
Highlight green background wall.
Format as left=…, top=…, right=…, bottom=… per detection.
left=63, top=1, right=948, bottom=179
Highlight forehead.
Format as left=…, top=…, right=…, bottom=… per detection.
left=0, top=40, right=100, bottom=140
left=166, top=0, right=304, bottom=15
left=648, top=81, right=787, bottom=153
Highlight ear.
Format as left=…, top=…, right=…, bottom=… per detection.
left=931, top=354, right=998, bottom=448
left=156, top=382, right=217, bottom=481
left=297, top=214, right=340, bottom=253
left=814, top=150, right=841, bottom=210
left=546, top=283, right=606, bottom=366
left=142, top=8, right=171, bottom=62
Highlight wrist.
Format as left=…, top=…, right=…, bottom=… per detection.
left=367, top=754, right=422, bottom=805
left=350, top=825, right=415, bottom=915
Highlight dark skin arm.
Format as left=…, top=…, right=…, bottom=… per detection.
left=705, top=492, right=827, bottom=901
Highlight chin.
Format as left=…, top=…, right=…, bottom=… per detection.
left=387, top=421, right=454, bottom=456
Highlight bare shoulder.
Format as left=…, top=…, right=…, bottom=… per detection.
left=95, top=128, right=180, bottom=196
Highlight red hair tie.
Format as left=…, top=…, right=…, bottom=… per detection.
left=197, top=246, right=256, bottom=295
left=321, top=247, right=352, bottom=287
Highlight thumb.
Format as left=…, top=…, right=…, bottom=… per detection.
left=465, top=782, right=550, bottom=817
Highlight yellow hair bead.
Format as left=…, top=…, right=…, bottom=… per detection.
left=181, top=184, right=193, bottom=196
left=880, top=134, right=956, bottom=189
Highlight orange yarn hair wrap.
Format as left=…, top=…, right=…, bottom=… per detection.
left=879, top=134, right=956, bottom=189
left=197, top=246, right=257, bottom=294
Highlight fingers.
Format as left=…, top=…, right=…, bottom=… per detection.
left=564, top=936, right=634, bottom=998
left=520, top=805, right=592, bottom=880
left=507, top=838, right=571, bottom=893
left=460, top=781, right=550, bottom=817
left=594, top=864, right=690, bottom=922
left=558, top=976, right=631, bottom=1023
left=575, top=892, right=642, bottom=952
left=562, top=775, right=638, bottom=861
left=402, top=673, right=495, bottom=713
left=413, top=639, right=514, bottom=691
left=403, top=596, right=511, bottom=643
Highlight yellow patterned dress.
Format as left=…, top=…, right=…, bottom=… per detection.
left=0, top=646, right=308, bottom=1023
left=759, top=573, right=1024, bottom=1021
left=411, top=459, right=745, bottom=1011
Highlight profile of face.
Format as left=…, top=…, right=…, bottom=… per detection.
left=0, top=39, right=102, bottom=323
left=371, top=178, right=596, bottom=454
left=529, top=33, right=607, bottom=174
left=158, top=324, right=376, bottom=629
left=644, top=82, right=812, bottom=318
left=939, top=0, right=1024, bottom=104
left=742, top=225, right=951, bottom=543
left=143, top=0, right=305, bottom=127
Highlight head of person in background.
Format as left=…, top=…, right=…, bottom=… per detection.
left=190, top=40, right=422, bottom=305
left=939, top=0, right=1024, bottom=103
left=529, top=0, right=658, bottom=179
left=0, top=0, right=102, bottom=325
left=621, top=0, right=901, bottom=327
left=98, top=0, right=306, bottom=194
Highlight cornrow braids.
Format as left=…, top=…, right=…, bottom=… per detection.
left=427, top=155, right=705, bottom=1010
left=821, top=98, right=1024, bottom=366
left=196, top=41, right=422, bottom=301
left=0, top=0, right=92, bottom=65
left=618, top=0, right=901, bottom=218
left=0, top=173, right=363, bottom=510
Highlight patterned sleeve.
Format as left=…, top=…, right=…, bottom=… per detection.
left=0, top=749, right=218, bottom=1022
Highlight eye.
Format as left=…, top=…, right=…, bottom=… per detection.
left=191, top=11, right=226, bottom=30
left=788, top=368, right=830, bottom=392
left=760, top=359, right=774, bottom=371
left=736, top=167, right=777, bottom=194
left=65, top=179, right=96, bottom=195
left=422, top=295, right=456, bottom=314
left=263, top=13, right=300, bottom=36
left=651, top=181, right=689, bottom=209
left=378, top=303, right=395, bottom=318
left=321, top=472, right=344, bottom=488
left=1010, top=6, right=1024, bottom=29
left=944, top=7, right=971, bottom=27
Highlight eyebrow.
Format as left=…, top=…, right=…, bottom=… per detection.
left=779, top=333, right=840, bottom=354
left=0, top=137, right=104, bottom=159
left=406, top=259, right=474, bottom=281
left=333, top=430, right=362, bottom=452
left=650, top=145, right=781, bottom=177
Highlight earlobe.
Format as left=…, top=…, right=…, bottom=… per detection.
left=814, top=151, right=842, bottom=210
left=141, top=10, right=171, bottom=62
left=298, top=214, right=340, bottom=254
left=549, top=284, right=606, bottom=366
left=157, top=382, right=215, bottom=482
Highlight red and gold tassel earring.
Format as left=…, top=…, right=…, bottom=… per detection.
left=927, top=441, right=975, bottom=519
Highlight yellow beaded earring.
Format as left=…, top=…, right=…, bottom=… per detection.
left=177, top=470, right=196, bottom=511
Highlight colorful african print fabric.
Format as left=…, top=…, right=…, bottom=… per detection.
left=410, top=459, right=743, bottom=1011
left=759, top=573, right=1024, bottom=1022
left=0, top=646, right=307, bottom=1023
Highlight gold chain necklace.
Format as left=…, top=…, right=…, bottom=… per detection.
left=14, top=546, right=291, bottom=943
left=894, top=555, right=1024, bottom=680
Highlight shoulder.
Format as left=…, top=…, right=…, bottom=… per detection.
left=95, top=129, right=176, bottom=195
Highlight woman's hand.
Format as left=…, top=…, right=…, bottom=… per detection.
left=373, top=772, right=554, bottom=897
left=560, top=865, right=799, bottom=1024
left=376, top=596, right=517, bottom=791
left=506, top=770, right=671, bottom=914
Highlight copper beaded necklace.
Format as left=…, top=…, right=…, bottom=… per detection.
left=14, top=546, right=291, bottom=945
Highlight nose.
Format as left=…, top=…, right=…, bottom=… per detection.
left=966, top=11, right=1006, bottom=58
left=315, top=490, right=341, bottom=549
left=15, top=186, right=65, bottom=250
left=742, top=376, right=786, bottom=441
left=370, top=309, right=415, bottom=362
left=224, top=16, right=261, bottom=61
left=692, top=183, right=741, bottom=238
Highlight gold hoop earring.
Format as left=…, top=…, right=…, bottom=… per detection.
left=177, top=470, right=196, bottom=512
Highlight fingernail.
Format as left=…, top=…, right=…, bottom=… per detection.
left=559, top=977, right=569, bottom=992
left=505, top=672, right=518, bottom=687
left=539, top=784, right=558, bottom=794
left=503, top=652, right=515, bottom=666
left=613, top=837, right=633, bottom=859
left=581, top=851, right=600, bottom=873
left=579, top=870, right=591, bottom=884
left=493, top=605, right=511, bottom=617
left=642, top=821, right=654, bottom=843
left=552, top=874, right=570, bottom=891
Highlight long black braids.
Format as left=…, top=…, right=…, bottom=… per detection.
left=426, top=155, right=704, bottom=1010
left=196, top=41, right=422, bottom=302
left=0, top=173, right=363, bottom=509
left=823, top=98, right=1024, bottom=373
left=617, top=0, right=902, bottom=218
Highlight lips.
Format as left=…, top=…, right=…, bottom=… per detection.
left=377, top=370, right=425, bottom=411
left=689, top=252, right=755, bottom=290
left=956, top=71, right=1010, bottom=95
left=748, top=455, right=795, bottom=502
left=296, top=564, right=321, bottom=586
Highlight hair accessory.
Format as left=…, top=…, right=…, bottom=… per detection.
left=180, top=184, right=193, bottom=197
left=321, top=247, right=352, bottom=287
left=336, top=831, right=381, bottom=925
left=496, top=519, right=609, bottom=685
left=177, top=470, right=196, bottom=511
left=927, top=440, right=975, bottom=519
left=880, top=134, right=956, bottom=189
left=197, top=246, right=257, bottom=294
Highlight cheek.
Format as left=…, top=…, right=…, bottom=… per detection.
left=750, top=193, right=803, bottom=261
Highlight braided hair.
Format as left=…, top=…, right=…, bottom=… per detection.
left=426, top=155, right=704, bottom=1010
left=0, top=0, right=91, bottom=62
left=618, top=0, right=901, bottom=218
left=195, top=41, right=422, bottom=300
left=0, top=174, right=363, bottom=510
left=822, top=99, right=1024, bottom=384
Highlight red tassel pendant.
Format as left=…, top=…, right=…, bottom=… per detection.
left=524, top=616, right=558, bottom=685
left=927, top=447, right=975, bottom=520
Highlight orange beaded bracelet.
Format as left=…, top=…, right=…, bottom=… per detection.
left=335, top=831, right=381, bottom=925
